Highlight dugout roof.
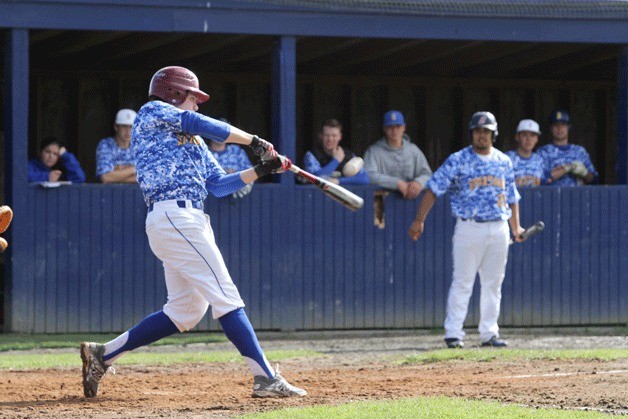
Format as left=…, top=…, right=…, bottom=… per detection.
left=1, top=0, right=628, bottom=184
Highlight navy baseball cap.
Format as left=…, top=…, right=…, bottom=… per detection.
left=383, top=110, right=405, bottom=126
left=548, top=109, right=570, bottom=125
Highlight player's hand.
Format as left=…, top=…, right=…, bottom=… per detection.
left=232, top=183, right=253, bottom=199
left=512, top=225, right=526, bottom=243
left=408, top=219, right=424, bottom=241
left=250, top=135, right=277, bottom=161
left=397, top=180, right=409, bottom=197
left=268, top=155, right=292, bottom=173
left=550, top=164, right=569, bottom=181
left=333, top=146, right=345, bottom=163
left=49, top=170, right=62, bottom=182
left=406, top=181, right=423, bottom=200
left=253, top=155, right=292, bottom=177
left=58, top=147, right=66, bottom=156
left=570, top=161, right=589, bottom=178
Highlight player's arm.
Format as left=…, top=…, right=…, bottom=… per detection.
left=206, top=156, right=291, bottom=197
left=100, top=165, right=137, bottom=184
left=408, top=188, right=437, bottom=241
left=181, top=112, right=278, bottom=161
left=508, top=202, right=525, bottom=242
left=60, top=149, right=86, bottom=183
left=363, top=150, right=404, bottom=190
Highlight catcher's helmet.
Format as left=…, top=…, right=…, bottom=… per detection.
left=468, top=111, right=498, bottom=142
left=149, top=66, right=209, bottom=106
left=548, top=108, right=571, bottom=126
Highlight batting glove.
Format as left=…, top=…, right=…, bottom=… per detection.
left=570, top=161, right=589, bottom=178
left=250, top=135, right=277, bottom=161
left=254, top=155, right=292, bottom=177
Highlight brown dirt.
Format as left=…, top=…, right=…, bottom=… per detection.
left=0, top=331, right=626, bottom=417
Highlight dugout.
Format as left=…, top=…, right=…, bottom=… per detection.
left=0, top=1, right=627, bottom=332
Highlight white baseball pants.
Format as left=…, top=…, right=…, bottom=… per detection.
left=145, top=200, right=245, bottom=331
left=444, top=218, right=510, bottom=342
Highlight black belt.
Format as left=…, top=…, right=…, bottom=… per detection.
left=148, top=200, right=204, bottom=212
left=460, top=218, right=501, bottom=223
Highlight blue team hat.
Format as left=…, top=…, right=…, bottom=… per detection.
left=383, top=110, right=405, bottom=126
left=548, top=109, right=570, bottom=125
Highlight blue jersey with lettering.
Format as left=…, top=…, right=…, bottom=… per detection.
left=95, top=137, right=136, bottom=177
left=505, top=150, right=546, bottom=187
left=210, top=145, right=252, bottom=173
left=537, top=143, right=598, bottom=186
left=427, top=146, right=520, bottom=221
left=132, top=100, right=246, bottom=205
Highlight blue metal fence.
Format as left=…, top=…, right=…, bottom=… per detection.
left=6, top=184, right=627, bottom=333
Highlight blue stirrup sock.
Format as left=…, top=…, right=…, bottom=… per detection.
left=219, top=308, right=274, bottom=378
left=102, top=310, right=180, bottom=364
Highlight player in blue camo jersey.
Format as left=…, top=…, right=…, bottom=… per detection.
left=208, top=124, right=255, bottom=198
left=409, top=111, right=526, bottom=349
left=506, top=119, right=546, bottom=187
left=96, top=109, right=138, bottom=183
left=537, top=109, right=598, bottom=186
left=80, top=66, right=306, bottom=399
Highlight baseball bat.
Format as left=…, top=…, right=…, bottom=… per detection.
left=510, top=221, right=545, bottom=245
left=288, top=164, right=364, bottom=211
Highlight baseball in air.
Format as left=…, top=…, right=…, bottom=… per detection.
left=342, top=157, right=364, bottom=177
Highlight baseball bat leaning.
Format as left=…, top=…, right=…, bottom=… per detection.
left=510, top=221, right=545, bottom=245
left=288, top=164, right=364, bottom=211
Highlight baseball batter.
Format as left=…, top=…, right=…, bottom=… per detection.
left=409, top=111, right=525, bottom=348
left=81, top=66, right=305, bottom=398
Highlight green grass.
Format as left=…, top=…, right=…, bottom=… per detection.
left=0, top=349, right=320, bottom=370
left=242, top=396, right=611, bottom=418
left=0, top=332, right=227, bottom=352
left=399, top=348, right=628, bottom=364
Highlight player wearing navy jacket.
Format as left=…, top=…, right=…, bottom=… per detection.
left=28, top=137, right=85, bottom=183
left=409, top=111, right=525, bottom=349
left=80, top=66, right=305, bottom=399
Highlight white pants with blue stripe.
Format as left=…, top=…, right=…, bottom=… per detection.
left=145, top=200, right=245, bottom=331
left=444, top=218, right=510, bottom=342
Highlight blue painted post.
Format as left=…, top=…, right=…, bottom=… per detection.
left=618, top=45, right=628, bottom=184
left=3, top=29, right=30, bottom=332
left=271, top=35, right=296, bottom=186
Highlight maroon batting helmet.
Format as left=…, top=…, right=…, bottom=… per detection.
left=148, top=66, right=209, bottom=106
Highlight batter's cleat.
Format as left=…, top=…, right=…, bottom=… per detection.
left=80, top=342, right=114, bottom=397
left=481, top=336, right=508, bottom=347
left=445, top=338, right=464, bottom=349
left=252, top=367, right=307, bottom=398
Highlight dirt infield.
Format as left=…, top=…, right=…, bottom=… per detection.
left=0, top=328, right=626, bottom=418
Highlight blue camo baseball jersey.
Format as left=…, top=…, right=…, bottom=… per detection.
left=505, top=150, right=546, bottom=187
left=133, top=100, right=244, bottom=205
left=537, top=143, right=598, bottom=186
left=210, top=145, right=252, bottom=173
left=95, top=137, right=136, bottom=177
left=427, top=146, right=520, bottom=221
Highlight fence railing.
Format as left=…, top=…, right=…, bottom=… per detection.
left=6, top=184, right=626, bottom=333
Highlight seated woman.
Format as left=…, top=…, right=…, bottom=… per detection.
left=28, top=137, right=86, bottom=183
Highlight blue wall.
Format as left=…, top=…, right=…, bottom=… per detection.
left=7, top=184, right=627, bottom=333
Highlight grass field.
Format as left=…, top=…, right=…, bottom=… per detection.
left=0, top=332, right=625, bottom=418
left=242, top=396, right=612, bottom=418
